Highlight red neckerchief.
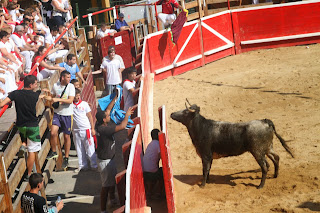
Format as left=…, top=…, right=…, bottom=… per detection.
left=12, top=32, right=22, bottom=38
left=3, top=7, right=8, bottom=15
left=73, top=99, right=82, bottom=108
left=123, top=79, right=134, bottom=83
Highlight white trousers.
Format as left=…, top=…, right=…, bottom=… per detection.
left=37, top=69, right=56, bottom=81
left=47, top=50, right=68, bottom=62
left=73, top=129, right=97, bottom=169
left=21, top=51, right=35, bottom=70
left=158, top=13, right=176, bottom=27
left=0, top=70, right=17, bottom=93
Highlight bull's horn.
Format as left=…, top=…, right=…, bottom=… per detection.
left=185, top=102, right=196, bottom=112
left=187, top=107, right=196, bottom=113
left=186, top=98, right=192, bottom=106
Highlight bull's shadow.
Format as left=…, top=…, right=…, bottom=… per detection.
left=174, top=169, right=263, bottom=187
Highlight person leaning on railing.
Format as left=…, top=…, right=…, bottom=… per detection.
left=96, top=23, right=117, bottom=39
left=115, top=13, right=132, bottom=32
left=0, top=75, right=49, bottom=179
left=95, top=89, right=134, bottom=213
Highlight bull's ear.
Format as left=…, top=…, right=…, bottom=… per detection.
left=195, top=106, right=200, bottom=112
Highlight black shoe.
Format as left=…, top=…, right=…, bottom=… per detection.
left=18, top=145, right=27, bottom=158
left=46, top=151, right=58, bottom=160
left=62, top=157, right=69, bottom=170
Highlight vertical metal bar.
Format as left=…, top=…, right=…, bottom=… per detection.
left=154, top=4, right=160, bottom=31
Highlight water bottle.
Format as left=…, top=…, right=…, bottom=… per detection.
left=56, top=196, right=61, bottom=204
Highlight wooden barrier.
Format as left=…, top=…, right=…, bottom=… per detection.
left=158, top=106, right=176, bottom=213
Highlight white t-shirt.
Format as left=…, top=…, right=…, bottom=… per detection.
left=123, top=80, right=136, bottom=111
left=52, top=82, right=75, bottom=116
left=103, top=54, right=125, bottom=68
left=11, top=34, right=26, bottom=48
left=72, top=100, right=91, bottom=131
left=52, top=0, right=65, bottom=17
left=45, top=33, right=54, bottom=45
left=0, top=39, right=15, bottom=53
left=143, top=140, right=161, bottom=173
left=96, top=28, right=117, bottom=39
left=100, top=58, right=124, bottom=85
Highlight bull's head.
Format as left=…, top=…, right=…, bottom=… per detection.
left=170, top=99, right=200, bottom=125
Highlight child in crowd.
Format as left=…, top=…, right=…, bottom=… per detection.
left=70, top=78, right=80, bottom=89
left=96, top=23, right=117, bottom=39
left=122, top=67, right=141, bottom=111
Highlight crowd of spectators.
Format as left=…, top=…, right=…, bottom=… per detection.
left=0, top=0, right=75, bottom=101
left=0, top=0, right=159, bottom=211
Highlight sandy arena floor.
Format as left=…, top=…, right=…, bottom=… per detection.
left=153, top=44, right=320, bottom=212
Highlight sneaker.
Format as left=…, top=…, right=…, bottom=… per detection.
left=46, top=151, right=58, bottom=160
left=18, top=145, right=27, bottom=158
left=62, top=157, right=69, bottom=170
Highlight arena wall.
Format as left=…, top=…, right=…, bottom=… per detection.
left=128, top=1, right=320, bottom=212
left=143, top=1, right=320, bottom=82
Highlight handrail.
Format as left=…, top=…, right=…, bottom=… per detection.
left=81, top=3, right=159, bottom=28
left=0, top=17, right=78, bottom=118
left=82, top=7, right=114, bottom=18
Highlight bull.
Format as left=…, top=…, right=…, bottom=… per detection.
left=170, top=100, right=294, bottom=189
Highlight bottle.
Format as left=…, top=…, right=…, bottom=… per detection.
left=56, top=196, right=61, bottom=204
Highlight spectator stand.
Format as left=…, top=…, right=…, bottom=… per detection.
left=0, top=18, right=86, bottom=213
left=82, top=3, right=156, bottom=91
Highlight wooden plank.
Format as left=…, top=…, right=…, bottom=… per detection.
left=8, top=158, right=26, bottom=198
left=0, top=154, right=13, bottom=213
left=115, top=170, right=126, bottom=206
left=38, top=139, right=51, bottom=168
left=113, top=205, right=125, bottom=213
left=12, top=182, right=29, bottom=213
left=3, top=134, right=22, bottom=169
left=185, top=0, right=198, bottom=9
left=187, top=12, right=200, bottom=21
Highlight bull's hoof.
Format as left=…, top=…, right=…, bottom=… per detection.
left=199, top=183, right=206, bottom=188
left=257, top=184, right=264, bottom=189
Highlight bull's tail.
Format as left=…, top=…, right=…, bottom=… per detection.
left=263, top=119, right=294, bottom=158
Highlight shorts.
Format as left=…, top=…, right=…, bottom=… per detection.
left=17, top=126, right=41, bottom=142
left=27, top=139, right=41, bottom=152
left=98, top=158, right=117, bottom=187
left=52, top=113, right=73, bottom=135
left=143, top=167, right=163, bottom=182
left=17, top=126, right=41, bottom=153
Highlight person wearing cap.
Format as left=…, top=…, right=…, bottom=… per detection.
left=115, top=13, right=131, bottom=32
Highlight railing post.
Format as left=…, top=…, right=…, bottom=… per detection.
left=0, top=154, right=13, bottom=212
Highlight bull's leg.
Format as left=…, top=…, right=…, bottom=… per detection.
left=200, top=159, right=211, bottom=187
left=265, top=158, right=270, bottom=171
left=253, top=154, right=268, bottom=189
left=267, top=148, right=280, bottom=178
left=206, top=159, right=213, bottom=183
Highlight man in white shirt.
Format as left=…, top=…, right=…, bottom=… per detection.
left=102, top=45, right=124, bottom=68
left=11, top=25, right=36, bottom=73
left=45, top=26, right=68, bottom=62
left=45, top=70, right=75, bottom=170
left=94, top=47, right=125, bottom=96
left=72, top=88, right=97, bottom=171
left=143, top=129, right=164, bottom=198
left=123, top=67, right=141, bottom=111
left=96, top=23, right=117, bottom=39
